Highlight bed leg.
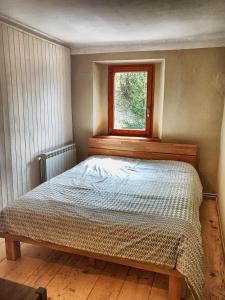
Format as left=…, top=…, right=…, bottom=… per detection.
left=88, top=257, right=96, bottom=267
left=5, top=238, right=21, bottom=261
left=168, top=275, right=184, bottom=300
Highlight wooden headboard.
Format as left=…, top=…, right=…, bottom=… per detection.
left=88, top=137, right=197, bottom=167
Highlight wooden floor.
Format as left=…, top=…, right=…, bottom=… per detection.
left=0, top=198, right=224, bottom=300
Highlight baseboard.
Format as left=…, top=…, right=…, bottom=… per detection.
left=215, top=197, right=225, bottom=261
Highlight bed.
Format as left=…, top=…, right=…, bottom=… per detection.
left=0, top=138, right=204, bottom=300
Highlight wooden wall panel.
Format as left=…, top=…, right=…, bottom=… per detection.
left=0, top=22, right=73, bottom=210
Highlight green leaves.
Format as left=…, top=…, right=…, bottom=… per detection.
left=114, top=72, right=147, bottom=130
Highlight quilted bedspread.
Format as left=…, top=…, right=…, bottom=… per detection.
left=0, top=155, right=204, bottom=299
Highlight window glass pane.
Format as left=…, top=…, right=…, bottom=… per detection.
left=114, top=71, right=148, bottom=130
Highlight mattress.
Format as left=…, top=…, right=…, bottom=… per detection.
left=0, top=155, right=204, bottom=299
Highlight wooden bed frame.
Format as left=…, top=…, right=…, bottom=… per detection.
left=1, top=137, right=198, bottom=300
left=88, top=136, right=197, bottom=167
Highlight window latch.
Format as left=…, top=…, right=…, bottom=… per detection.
left=147, top=107, right=151, bottom=118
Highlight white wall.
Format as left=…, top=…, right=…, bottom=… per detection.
left=0, top=22, right=73, bottom=209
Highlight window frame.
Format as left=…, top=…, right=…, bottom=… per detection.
left=108, top=64, right=154, bottom=137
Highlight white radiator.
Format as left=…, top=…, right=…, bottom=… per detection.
left=38, top=144, right=76, bottom=183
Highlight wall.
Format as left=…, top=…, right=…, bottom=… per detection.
left=71, top=48, right=225, bottom=193
left=0, top=22, right=73, bottom=210
left=218, top=81, right=225, bottom=244
left=93, top=63, right=108, bottom=136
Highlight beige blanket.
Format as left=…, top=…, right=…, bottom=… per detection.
left=0, top=155, right=204, bottom=299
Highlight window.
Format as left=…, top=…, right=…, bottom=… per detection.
left=108, top=64, right=154, bottom=137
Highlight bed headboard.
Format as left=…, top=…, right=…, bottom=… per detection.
left=88, top=137, right=197, bottom=167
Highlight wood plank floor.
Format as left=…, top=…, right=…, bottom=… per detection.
left=0, top=198, right=224, bottom=299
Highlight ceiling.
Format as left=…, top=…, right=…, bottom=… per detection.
left=0, top=0, right=225, bottom=54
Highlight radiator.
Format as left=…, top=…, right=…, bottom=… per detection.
left=38, top=144, right=76, bottom=183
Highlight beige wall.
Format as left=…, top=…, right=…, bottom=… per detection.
left=218, top=91, right=225, bottom=244
left=71, top=48, right=225, bottom=193
left=93, top=63, right=108, bottom=136
left=0, top=22, right=73, bottom=209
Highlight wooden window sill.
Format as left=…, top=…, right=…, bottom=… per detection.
left=94, top=135, right=161, bottom=143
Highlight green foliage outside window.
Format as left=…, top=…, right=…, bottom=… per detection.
left=114, top=72, right=147, bottom=130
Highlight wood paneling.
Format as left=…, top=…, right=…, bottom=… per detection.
left=0, top=22, right=73, bottom=209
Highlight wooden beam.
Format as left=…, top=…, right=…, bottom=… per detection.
left=88, top=137, right=197, bottom=167
left=1, top=233, right=182, bottom=279
left=88, top=138, right=197, bottom=156
left=5, top=238, right=21, bottom=261
left=168, top=275, right=184, bottom=300
left=88, top=258, right=96, bottom=267
left=88, top=147, right=196, bottom=166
